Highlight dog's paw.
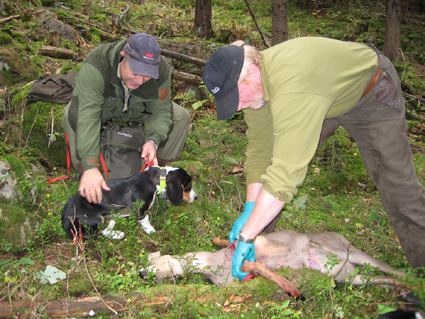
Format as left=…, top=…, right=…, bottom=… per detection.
left=139, top=215, right=156, bottom=234
left=101, top=229, right=125, bottom=240
left=100, top=220, right=125, bottom=240
left=139, top=265, right=156, bottom=280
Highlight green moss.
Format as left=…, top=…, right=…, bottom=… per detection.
left=0, top=203, right=39, bottom=254
left=0, top=155, right=26, bottom=176
left=22, top=102, right=68, bottom=167
left=0, top=33, right=13, bottom=45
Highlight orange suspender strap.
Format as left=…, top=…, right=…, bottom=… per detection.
left=65, top=133, right=71, bottom=176
left=45, top=133, right=71, bottom=183
left=99, top=152, right=111, bottom=179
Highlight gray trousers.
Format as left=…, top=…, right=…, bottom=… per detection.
left=61, top=101, right=190, bottom=175
left=320, top=54, right=425, bottom=267
left=264, top=54, right=425, bottom=267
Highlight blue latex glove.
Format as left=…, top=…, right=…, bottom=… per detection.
left=232, top=241, right=256, bottom=280
left=229, top=202, right=255, bottom=242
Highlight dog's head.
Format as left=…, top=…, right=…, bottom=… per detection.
left=165, top=167, right=198, bottom=206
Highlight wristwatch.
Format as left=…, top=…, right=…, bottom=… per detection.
left=238, top=232, right=256, bottom=243
left=146, top=139, right=158, bottom=150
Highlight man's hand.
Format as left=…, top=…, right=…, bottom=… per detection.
left=229, top=202, right=255, bottom=242
left=141, top=141, right=158, bottom=165
left=232, top=241, right=256, bottom=280
left=79, top=168, right=110, bottom=203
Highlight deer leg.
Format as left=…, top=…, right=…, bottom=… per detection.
left=241, top=261, right=301, bottom=298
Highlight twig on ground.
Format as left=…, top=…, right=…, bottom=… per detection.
left=165, top=261, right=177, bottom=307
left=71, top=224, right=119, bottom=315
left=209, top=130, right=225, bottom=200
left=23, top=108, right=38, bottom=153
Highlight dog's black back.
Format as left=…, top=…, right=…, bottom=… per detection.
left=61, top=166, right=196, bottom=240
left=377, top=310, right=424, bottom=319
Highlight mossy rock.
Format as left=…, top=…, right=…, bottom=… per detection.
left=22, top=102, right=68, bottom=168
left=0, top=47, right=38, bottom=86
left=0, top=32, right=13, bottom=46
left=0, top=203, right=39, bottom=253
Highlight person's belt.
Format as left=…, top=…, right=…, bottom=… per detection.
left=361, top=55, right=383, bottom=98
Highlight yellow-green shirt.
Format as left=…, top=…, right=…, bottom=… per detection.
left=244, top=37, right=378, bottom=202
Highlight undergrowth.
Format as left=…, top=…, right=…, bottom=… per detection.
left=1, top=0, right=425, bottom=318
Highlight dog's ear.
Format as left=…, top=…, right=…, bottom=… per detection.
left=166, top=175, right=183, bottom=206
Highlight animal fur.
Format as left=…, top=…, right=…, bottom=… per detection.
left=140, top=229, right=405, bottom=289
left=62, top=166, right=197, bottom=240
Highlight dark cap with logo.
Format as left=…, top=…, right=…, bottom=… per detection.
left=124, top=33, right=161, bottom=79
left=202, top=45, right=244, bottom=120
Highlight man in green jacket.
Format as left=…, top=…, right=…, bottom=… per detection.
left=62, top=33, right=190, bottom=204
left=202, top=37, right=425, bottom=279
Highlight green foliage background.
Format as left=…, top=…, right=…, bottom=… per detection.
left=0, top=0, right=425, bottom=317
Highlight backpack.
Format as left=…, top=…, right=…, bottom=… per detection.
left=27, top=71, right=78, bottom=105
left=100, top=123, right=146, bottom=180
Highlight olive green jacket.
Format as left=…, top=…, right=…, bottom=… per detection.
left=244, top=37, right=378, bottom=202
left=68, top=39, right=173, bottom=171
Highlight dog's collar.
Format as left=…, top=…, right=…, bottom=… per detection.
left=157, top=167, right=167, bottom=198
left=146, top=166, right=179, bottom=199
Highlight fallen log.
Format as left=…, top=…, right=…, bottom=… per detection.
left=161, top=48, right=207, bottom=66
left=0, top=294, right=156, bottom=318
left=0, top=14, right=21, bottom=24
left=171, top=70, right=202, bottom=84
left=40, top=45, right=76, bottom=60
left=39, top=46, right=205, bottom=85
left=0, top=290, right=257, bottom=318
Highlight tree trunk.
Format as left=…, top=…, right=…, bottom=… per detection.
left=383, top=0, right=401, bottom=61
left=193, top=0, right=212, bottom=39
left=419, top=0, right=424, bottom=14
left=400, top=0, right=408, bottom=24
left=271, top=0, right=288, bottom=45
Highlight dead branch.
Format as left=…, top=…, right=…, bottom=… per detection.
left=112, top=5, right=131, bottom=27
left=161, top=49, right=207, bottom=66
left=243, top=0, right=269, bottom=48
left=171, top=70, right=202, bottom=84
left=38, top=46, right=204, bottom=86
left=0, top=14, right=21, bottom=23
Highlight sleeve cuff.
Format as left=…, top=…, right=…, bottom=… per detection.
left=262, top=183, right=293, bottom=203
left=82, top=158, right=101, bottom=171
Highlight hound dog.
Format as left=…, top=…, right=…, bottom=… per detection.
left=62, top=166, right=197, bottom=240
left=377, top=310, right=424, bottom=319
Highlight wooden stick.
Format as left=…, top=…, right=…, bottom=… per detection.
left=0, top=14, right=21, bottom=23
left=171, top=70, right=202, bottom=84
left=243, top=0, right=269, bottom=48
left=161, top=49, right=207, bottom=66
left=40, top=45, right=76, bottom=60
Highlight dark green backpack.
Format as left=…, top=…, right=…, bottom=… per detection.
left=100, top=123, right=145, bottom=180
left=27, top=71, right=78, bottom=105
